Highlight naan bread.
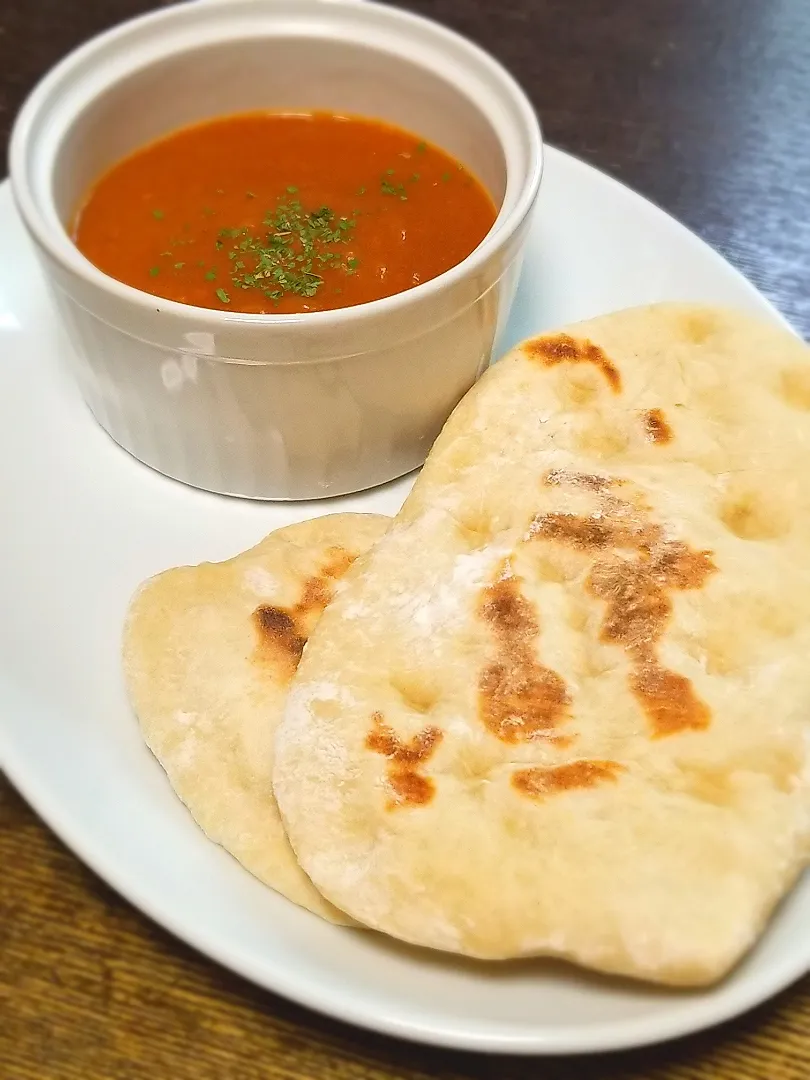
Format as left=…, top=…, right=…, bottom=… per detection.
left=275, top=303, right=810, bottom=982
left=123, top=513, right=389, bottom=922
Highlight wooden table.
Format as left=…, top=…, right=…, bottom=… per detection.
left=1, top=2, right=809, bottom=1077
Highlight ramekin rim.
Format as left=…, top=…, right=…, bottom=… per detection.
left=9, top=0, right=544, bottom=330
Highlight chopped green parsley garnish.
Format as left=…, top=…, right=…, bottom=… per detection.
left=212, top=194, right=358, bottom=301
left=144, top=153, right=467, bottom=307
left=381, top=176, right=408, bottom=200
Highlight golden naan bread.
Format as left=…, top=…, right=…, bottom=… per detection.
left=123, top=513, right=389, bottom=922
left=274, top=303, right=810, bottom=982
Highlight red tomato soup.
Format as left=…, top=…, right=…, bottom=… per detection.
left=72, top=111, right=498, bottom=315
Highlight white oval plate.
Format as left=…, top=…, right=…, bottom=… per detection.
left=1, top=146, right=807, bottom=1056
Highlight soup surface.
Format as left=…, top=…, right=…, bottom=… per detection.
left=73, top=111, right=498, bottom=315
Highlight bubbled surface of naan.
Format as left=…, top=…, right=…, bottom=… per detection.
left=274, top=304, right=810, bottom=982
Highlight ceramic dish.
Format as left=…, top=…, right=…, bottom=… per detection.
left=1, top=146, right=807, bottom=1054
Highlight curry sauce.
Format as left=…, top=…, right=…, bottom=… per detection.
left=73, top=111, right=498, bottom=315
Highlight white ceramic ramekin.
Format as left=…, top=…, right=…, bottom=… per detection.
left=9, top=0, right=542, bottom=500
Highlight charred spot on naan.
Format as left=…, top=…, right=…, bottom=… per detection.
left=628, top=664, right=711, bottom=738
left=475, top=551, right=627, bottom=808
left=530, top=511, right=618, bottom=551
left=365, top=712, right=443, bottom=810
left=512, top=760, right=624, bottom=800
left=641, top=408, right=674, bottom=445
left=473, top=476, right=714, bottom=801
left=528, top=473, right=717, bottom=737
left=253, top=605, right=307, bottom=671
left=544, top=469, right=616, bottom=492
left=588, top=544, right=715, bottom=737
left=252, top=545, right=358, bottom=674
left=480, top=573, right=538, bottom=640
left=296, top=576, right=331, bottom=613
left=525, top=332, right=622, bottom=393
left=477, top=573, right=571, bottom=744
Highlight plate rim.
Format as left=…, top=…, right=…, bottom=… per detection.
left=1, top=144, right=808, bottom=1055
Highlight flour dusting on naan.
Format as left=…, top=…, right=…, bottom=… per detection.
left=123, top=513, right=388, bottom=922
left=275, top=304, right=810, bottom=983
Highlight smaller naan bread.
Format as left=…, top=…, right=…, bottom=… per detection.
left=122, top=513, right=389, bottom=922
